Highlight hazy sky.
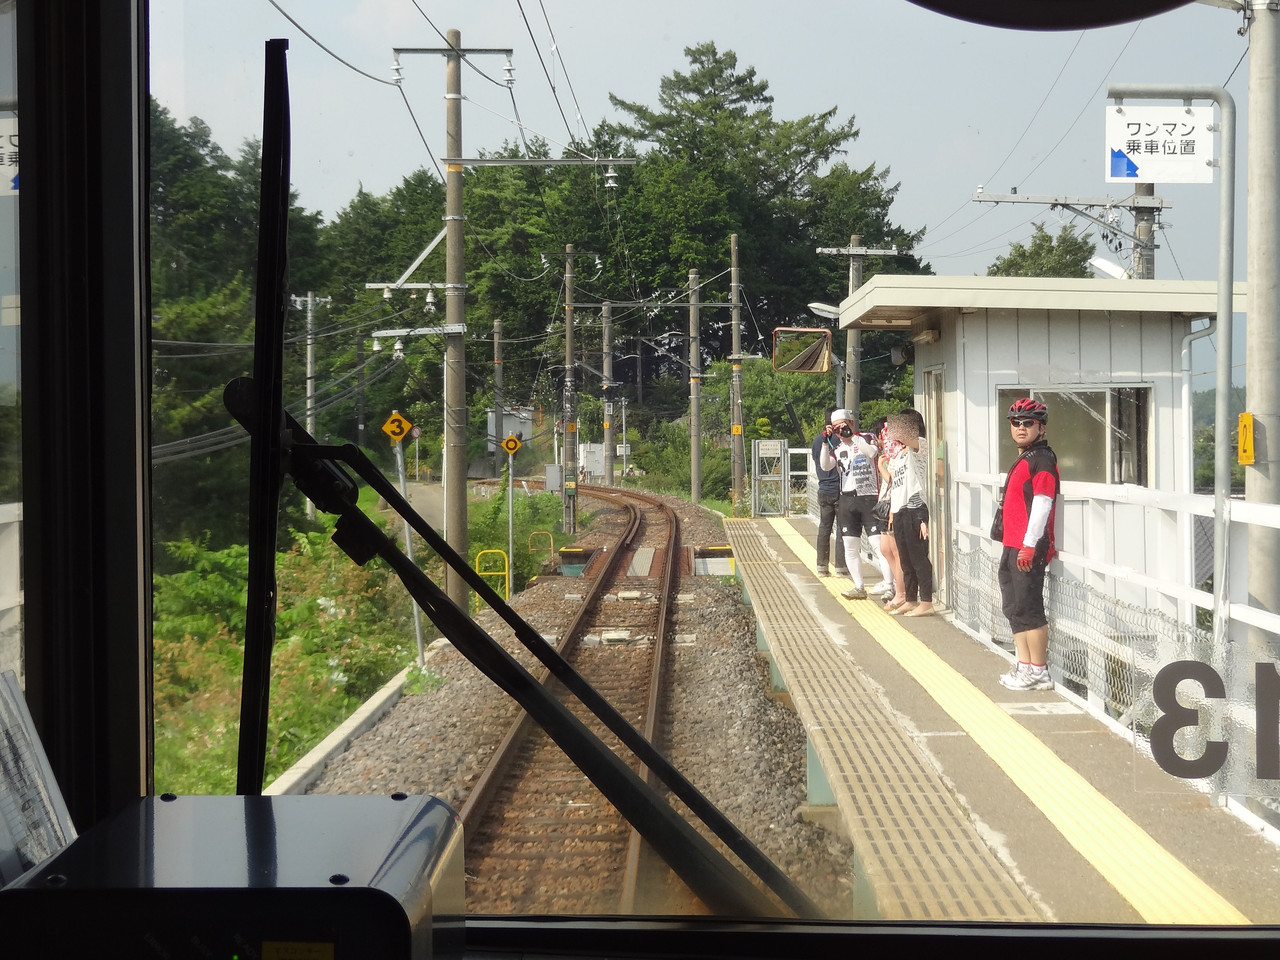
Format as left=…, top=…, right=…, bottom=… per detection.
left=150, top=1, right=1256, bottom=375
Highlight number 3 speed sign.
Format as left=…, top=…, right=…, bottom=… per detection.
left=382, top=411, right=413, bottom=443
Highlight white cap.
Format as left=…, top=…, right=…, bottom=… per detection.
left=831, top=408, right=855, bottom=423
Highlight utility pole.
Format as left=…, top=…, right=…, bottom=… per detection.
left=971, top=190, right=1168, bottom=280
left=290, top=291, right=330, bottom=519
left=394, top=31, right=514, bottom=609
left=816, top=235, right=900, bottom=414
left=689, top=268, right=702, bottom=504
left=1247, top=2, right=1280, bottom=640
left=602, top=301, right=614, bottom=486
left=493, top=313, right=504, bottom=479
left=564, top=244, right=578, bottom=534
left=730, top=235, right=744, bottom=512
left=441, top=29, right=468, bottom=609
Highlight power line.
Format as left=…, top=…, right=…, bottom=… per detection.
left=153, top=355, right=404, bottom=463
left=515, top=0, right=578, bottom=145
left=1013, top=20, right=1142, bottom=188
left=536, top=0, right=587, bottom=140
left=406, top=0, right=509, bottom=89
left=919, top=21, right=1140, bottom=263
left=266, top=0, right=395, bottom=87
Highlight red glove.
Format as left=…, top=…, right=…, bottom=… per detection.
left=1016, top=546, right=1036, bottom=571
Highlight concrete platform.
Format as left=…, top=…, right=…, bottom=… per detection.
left=724, top=515, right=1280, bottom=925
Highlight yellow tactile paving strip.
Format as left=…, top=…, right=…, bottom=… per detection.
left=735, top=516, right=1249, bottom=925
left=724, top=519, right=1036, bottom=921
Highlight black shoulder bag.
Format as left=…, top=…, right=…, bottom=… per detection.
left=991, top=448, right=1033, bottom=542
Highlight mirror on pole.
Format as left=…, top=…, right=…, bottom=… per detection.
left=772, top=327, right=833, bottom=373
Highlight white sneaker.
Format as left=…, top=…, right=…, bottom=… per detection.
left=868, top=581, right=894, bottom=598
left=1001, top=667, right=1052, bottom=691
left=997, top=664, right=1024, bottom=689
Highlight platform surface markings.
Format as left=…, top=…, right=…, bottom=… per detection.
left=764, top=516, right=1248, bottom=926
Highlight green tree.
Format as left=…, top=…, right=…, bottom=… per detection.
left=987, top=222, right=1095, bottom=278
left=150, top=101, right=333, bottom=551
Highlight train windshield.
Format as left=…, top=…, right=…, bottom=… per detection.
left=119, top=0, right=1280, bottom=932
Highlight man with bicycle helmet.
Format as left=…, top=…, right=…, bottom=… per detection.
left=995, top=397, right=1060, bottom=690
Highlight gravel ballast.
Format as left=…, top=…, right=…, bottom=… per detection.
left=307, top=493, right=856, bottom=917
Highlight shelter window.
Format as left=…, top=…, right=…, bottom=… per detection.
left=997, top=387, right=1149, bottom=486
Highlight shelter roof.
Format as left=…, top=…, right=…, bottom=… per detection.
left=838, top=275, right=1247, bottom=330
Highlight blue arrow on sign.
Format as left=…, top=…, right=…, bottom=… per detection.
left=1110, top=148, right=1138, bottom=179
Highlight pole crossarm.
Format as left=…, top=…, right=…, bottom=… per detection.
left=971, top=192, right=1171, bottom=250
left=816, top=245, right=901, bottom=257
left=394, top=46, right=513, bottom=57
left=441, top=157, right=637, bottom=166
left=561, top=301, right=736, bottom=309
left=372, top=325, right=465, bottom=338
left=366, top=282, right=447, bottom=290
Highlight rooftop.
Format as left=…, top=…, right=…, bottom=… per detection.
left=838, top=275, right=1248, bottom=330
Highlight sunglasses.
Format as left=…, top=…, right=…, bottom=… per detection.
left=1008, top=418, right=1040, bottom=428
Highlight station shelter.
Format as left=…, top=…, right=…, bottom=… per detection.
left=826, top=274, right=1280, bottom=815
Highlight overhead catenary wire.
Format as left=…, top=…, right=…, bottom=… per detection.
left=265, top=0, right=445, bottom=180
left=535, top=0, right=588, bottom=142
left=153, top=305, right=418, bottom=357
left=918, top=20, right=1141, bottom=265
left=515, top=0, right=580, bottom=147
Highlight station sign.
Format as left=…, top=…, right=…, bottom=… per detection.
left=1105, top=104, right=1213, bottom=184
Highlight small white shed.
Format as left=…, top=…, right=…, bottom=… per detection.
left=837, top=276, right=1247, bottom=697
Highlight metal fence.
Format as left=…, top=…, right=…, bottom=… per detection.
left=802, top=460, right=1280, bottom=816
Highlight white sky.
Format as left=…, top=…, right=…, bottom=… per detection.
left=150, top=0, right=1256, bottom=376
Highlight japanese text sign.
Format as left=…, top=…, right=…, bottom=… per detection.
left=1105, top=105, right=1213, bottom=184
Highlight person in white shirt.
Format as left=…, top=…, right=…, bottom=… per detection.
left=818, top=409, right=892, bottom=600
left=885, top=410, right=934, bottom=617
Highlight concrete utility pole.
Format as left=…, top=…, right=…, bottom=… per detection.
left=564, top=244, right=578, bottom=534
left=730, top=234, right=745, bottom=511
left=816, top=236, right=900, bottom=414
left=1247, top=1, right=1280, bottom=638
left=493, top=313, right=504, bottom=479
left=971, top=190, right=1169, bottom=280
left=394, top=31, right=515, bottom=609
left=441, top=30, right=468, bottom=609
left=290, top=291, right=330, bottom=519
left=602, top=301, right=614, bottom=486
left=689, top=269, right=702, bottom=504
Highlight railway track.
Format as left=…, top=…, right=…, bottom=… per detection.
left=458, top=485, right=693, bottom=914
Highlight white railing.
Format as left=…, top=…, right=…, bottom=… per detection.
left=0, top=501, right=21, bottom=684
left=803, top=462, right=1280, bottom=809
left=951, top=472, right=1280, bottom=808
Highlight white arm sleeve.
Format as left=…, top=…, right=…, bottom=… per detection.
left=818, top=442, right=837, bottom=471
left=1023, top=494, right=1053, bottom=547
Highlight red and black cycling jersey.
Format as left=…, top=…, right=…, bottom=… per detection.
left=1000, top=440, right=1060, bottom=559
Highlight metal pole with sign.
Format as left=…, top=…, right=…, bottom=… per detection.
left=502, top=433, right=521, bottom=597
left=1107, top=84, right=1234, bottom=649
left=385, top=410, right=426, bottom=665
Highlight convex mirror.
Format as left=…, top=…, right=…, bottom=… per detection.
left=772, top=327, right=833, bottom=373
